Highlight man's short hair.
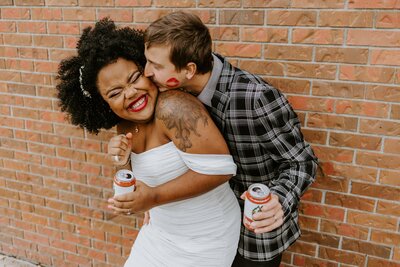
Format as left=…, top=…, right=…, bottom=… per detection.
left=145, top=11, right=213, bottom=74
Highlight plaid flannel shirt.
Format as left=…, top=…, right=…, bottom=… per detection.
left=199, top=54, right=318, bottom=261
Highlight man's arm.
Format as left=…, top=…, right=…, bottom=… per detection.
left=250, top=86, right=318, bottom=233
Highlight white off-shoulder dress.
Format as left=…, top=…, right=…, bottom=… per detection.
left=124, top=142, right=241, bottom=267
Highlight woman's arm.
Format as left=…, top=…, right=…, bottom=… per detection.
left=108, top=90, right=234, bottom=214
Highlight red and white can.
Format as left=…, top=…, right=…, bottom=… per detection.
left=113, top=169, right=136, bottom=196
left=243, top=183, right=271, bottom=231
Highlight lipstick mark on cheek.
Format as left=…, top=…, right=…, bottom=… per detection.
left=165, top=78, right=180, bottom=88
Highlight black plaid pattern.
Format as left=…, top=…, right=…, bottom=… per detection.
left=207, top=55, right=318, bottom=261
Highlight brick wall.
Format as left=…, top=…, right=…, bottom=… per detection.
left=0, top=1, right=399, bottom=266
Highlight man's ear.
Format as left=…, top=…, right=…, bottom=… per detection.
left=185, top=62, right=197, bottom=79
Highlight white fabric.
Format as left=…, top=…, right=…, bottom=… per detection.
left=124, top=142, right=241, bottom=267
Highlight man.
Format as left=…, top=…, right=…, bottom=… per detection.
left=143, top=11, right=318, bottom=266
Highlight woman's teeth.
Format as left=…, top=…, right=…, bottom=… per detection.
left=131, top=96, right=145, bottom=109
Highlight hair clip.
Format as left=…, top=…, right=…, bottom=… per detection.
left=79, top=65, right=91, bottom=98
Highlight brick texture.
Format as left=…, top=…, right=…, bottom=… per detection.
left=0, top=1, right=399, bottom=267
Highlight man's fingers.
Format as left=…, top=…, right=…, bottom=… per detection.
left=253, top=217, right=283, bottom=234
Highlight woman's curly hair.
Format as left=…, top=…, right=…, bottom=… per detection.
left=56, top=18, right=146, bottom=134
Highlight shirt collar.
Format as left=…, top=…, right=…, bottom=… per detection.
left=197, top=54, right=223, bottom=107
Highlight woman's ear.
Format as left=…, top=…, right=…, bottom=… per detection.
left=185, top=62, right=197, bottom=80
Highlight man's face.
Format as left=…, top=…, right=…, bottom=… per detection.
left=144, top=44, right=187, bottom=92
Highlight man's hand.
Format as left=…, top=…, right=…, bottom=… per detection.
left=107, top=180, right=156, bottom=215
left=241, top=192, right=284, bottom=234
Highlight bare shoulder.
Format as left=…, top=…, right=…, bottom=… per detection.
left=155, top=90, right=209, bottom=152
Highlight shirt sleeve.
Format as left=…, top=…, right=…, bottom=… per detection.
left=254, top=86, right=318, bottom=218
left=176, top=150, right=237, bottom=176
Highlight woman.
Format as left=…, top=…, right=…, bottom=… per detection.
left=56, top=18, right=240, bottom=267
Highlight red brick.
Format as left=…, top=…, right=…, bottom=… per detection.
left=301, top=188, right=323, bottom=202
left=330, top=132, right=382, bottom=150
left=308, top=113, right=358, bottom=131
left=267, top=10, right=316, bottom=26
left=80, top=0, right=113, bottom=6
left=15, top=0, right=44, bottom=5
left=372, top=229, right=400, bottom=247
left=46, top=0, right=78, bottom=5
left=391, top=105, right=400, bottom=119
left=48, top=22, right=80, bottom=35
left=312, top=81, right=365, bottom=99
left=3, top=34, right=32, bottom=46
left=360, top=118, right=400, bottom=136
left=367, top=258, right=400, bottom=267
left=336, top=100, right=389, bottom=118
left=33, top=35, right=63, bottom=48
left=366, top=85, right=400, bottom=102
left=241, top=27, right=288, bottom=42
left=352, top=181, right=400, bottom=202
left=349, top=0, right=400, bottom=9
left=319, top=11, right=373, bottom=27
left=315, top=47, right=368, bottom=64
left=31, top=8, right=62, bottom=20
left=199, top=0, right=240, bottom=7
left=17, top=21, right=46, bottom=34
left=293, top=29, right=344, bottom=45
left=215, top=43, right=261, bottom=58
left=0, top=46, right=18, bottom=57
left=288, top=96, right=334, bottom=112
left=325, top=191, right=375, bottom=212
left=243, top=0, right=290, bottom=8
left=340, top=65, right=395, bottom=83
left=287, top=240, right=316, bottom=256
left=269, top=78, right=310, bottom=95
left=312, top=146, right=354, bottom=163
left=292, top=0, right=344, bottom=8
left=293, top=255, right=338, bottom=267
left=300, top=229, right=340, bottom=248
left=394, top=247, right=400, bottom=261
left=319, top=247, right=366, bottom=266
left=347, top=29, right=400, bottom=47
left=376, top=12, right=400, bottom=28
left=0, top=21, right=17, bottom=33
left=371, top=49, right=400, bottom=66
left=97, top=9, right=133, bottom=22
left=356, top=151, right=400, bottom=170
left=209, top=26, right=239, bottom=41
left=153, top=0, right=196, bottom=7
left=63, top=8, right=96, bottom=21
left=348, top=210, right=398, bottom=230
left=321, top=220, right=369, bottom=240
left=377, top=200, right=400, bottom=217
left=1, top=8, right=31, bottom=19
left=299, top=215, right=319, bottom=231
left=265, top=44, right=312, bottom=61
left=115, top=0, right=151, bottom=6
left=299, top=202, right=345, bottom=221
left=219, top=10, right=264, bottom=25
left=380, top=170, right=400, bottom=186
left=302, top=129, right=327, bottom=145
left=239, top=60, right=284, bottom=76
left=287, top=63, right=337, bottom=79
left=384, top=138, right=400, bottom=154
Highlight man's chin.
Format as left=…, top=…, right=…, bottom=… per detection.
left=158, top=87, right=171, bottom=92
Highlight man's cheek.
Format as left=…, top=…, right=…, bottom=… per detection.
left=165, top=77, right=180, bottom=88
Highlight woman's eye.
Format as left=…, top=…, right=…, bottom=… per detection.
left=109, top=90, right=122, bottom=98
left=129, top=72, right=141, bottom=84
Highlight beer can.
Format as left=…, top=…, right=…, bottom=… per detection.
left=243, top=183, right=271, bottom=231
left=113, top=169, right=136, bottom=196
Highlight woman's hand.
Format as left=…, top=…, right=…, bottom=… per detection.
left=107, top=132, right=132, bottom=166
left=107, top=180, right=157, bottom=215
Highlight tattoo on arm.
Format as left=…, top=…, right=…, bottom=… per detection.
left=155, top=91, right=208, bottom=152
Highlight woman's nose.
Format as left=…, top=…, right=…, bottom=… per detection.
left=124, top=84, right=138, bottom=98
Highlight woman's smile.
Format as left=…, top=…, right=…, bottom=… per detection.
left=128, top=94, right=148, bottom=112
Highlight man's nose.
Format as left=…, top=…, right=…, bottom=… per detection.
left=144, top=63, right=152, bottom=77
